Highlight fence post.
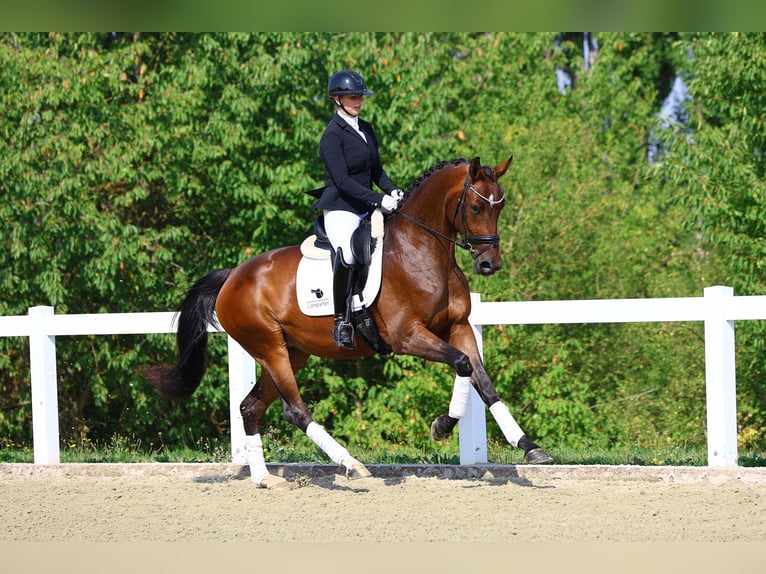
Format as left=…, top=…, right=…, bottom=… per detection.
left=29, top=306, right=60, bottom=464
left=703, top=286, right=739, bottom=467
left=459, top=293, right=488, bottom=464
left=227, top=336, right=257, bottom=463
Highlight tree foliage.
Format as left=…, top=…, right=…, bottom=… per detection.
left=659, top=32, right=766, bottom=446
left=1, top=32, right=763, bottom=456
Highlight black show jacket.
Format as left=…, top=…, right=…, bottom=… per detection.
left=313, top=113, right=396, bottom=214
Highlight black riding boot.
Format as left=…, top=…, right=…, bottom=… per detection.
left=332, top=251, right=354, bottom=349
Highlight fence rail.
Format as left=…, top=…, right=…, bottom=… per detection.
left=2, top=285, right=764, bottom=468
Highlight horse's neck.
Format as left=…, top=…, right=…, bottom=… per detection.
left=385, top=174, right=459, bottom=269
left=405, top=169, right=458, bottom=232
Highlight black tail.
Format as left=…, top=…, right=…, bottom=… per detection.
left=141, top=268, right=231, bottom=399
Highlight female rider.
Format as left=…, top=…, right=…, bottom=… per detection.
left=312, top=70, right=402, bottom=348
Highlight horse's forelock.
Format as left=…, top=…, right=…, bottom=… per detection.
left=481, top=165, right=495, bottom=181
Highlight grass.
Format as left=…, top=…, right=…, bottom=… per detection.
left=0, top=434, right=231, bottom=464
left=1, top=434, right=763, bottom=466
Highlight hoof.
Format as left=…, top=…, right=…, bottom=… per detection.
left=345, top=462, right=372, bottom=480
left=524, top=447, right=553, bottom=464
left=430, top=414, right=456, bottom=441
left=254, top=473, right=290, bottom=490
left=430, top=419, right=446, bottom=441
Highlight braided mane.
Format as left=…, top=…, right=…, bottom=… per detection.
left=402, top=158, right=468, bottom=200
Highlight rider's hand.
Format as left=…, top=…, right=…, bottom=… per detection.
left=380, top=193, right=399, bottom=214
left=390, top=189, right=404, bottom=202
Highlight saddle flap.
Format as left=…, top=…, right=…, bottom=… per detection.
left=297, top=210, right=385, bottom=317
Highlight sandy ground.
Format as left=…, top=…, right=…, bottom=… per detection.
left=2, top=463, right=765, bottom=544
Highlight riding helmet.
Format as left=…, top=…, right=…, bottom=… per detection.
left=327, top=70, right=374, bottom=98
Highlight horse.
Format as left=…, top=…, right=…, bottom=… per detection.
left=142, top=155, right=552, bottom=489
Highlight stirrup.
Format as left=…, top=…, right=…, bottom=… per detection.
left=333, top=317, right=355, bottom=349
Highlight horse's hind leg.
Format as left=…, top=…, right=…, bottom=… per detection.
left=240, top=373, right=290, bottom=489
left=304, top=419, right=371, bottom=480
left=257, top=349, right=371, bottom=483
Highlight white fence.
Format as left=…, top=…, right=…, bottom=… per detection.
left=1, top=285, right=764, bottom=468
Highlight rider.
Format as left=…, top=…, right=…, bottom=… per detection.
left=312, top=69, right=402, bottom=349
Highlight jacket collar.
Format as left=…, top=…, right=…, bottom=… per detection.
left=333, top=112, right=368, bottom=143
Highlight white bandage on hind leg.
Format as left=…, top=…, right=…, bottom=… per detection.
left=306, top=421, right=351, bottom=467
left=245, top=434, right=269, bottom=484
left=489, top=401, right=524, bottom=448
left=448, top=375, right=472, bottom=419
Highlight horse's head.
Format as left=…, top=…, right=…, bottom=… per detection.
left=455, top=155, right=513, bottom=276
left=394, top=155, right=513, bottom=277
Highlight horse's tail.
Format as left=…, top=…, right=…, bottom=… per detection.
left=140, top=268, right=231, bottom=399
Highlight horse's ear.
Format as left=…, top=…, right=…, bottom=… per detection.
left=494, top=155, right=514, bottom=180
left=468, top=156, right=483, bottom=180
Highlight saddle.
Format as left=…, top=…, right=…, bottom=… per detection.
left=296, top=210, right=391, bottom=354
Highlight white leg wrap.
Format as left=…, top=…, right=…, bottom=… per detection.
left=489, top=401, right=524, bottom=448
left=448, top=375, right=472, bottom=419
left=306, top=421, right=352, bottom=467
left=245, top=434, right=269, bottom=484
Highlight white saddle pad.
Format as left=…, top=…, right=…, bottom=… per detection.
left=296, top=210, right=385, bottom=317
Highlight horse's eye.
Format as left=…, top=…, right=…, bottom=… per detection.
left=470, top=204, right=481, bottom=215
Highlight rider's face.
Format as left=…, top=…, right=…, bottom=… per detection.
left=336, top=94, right=364, bottom=116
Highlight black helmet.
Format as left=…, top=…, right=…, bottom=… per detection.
left=327, top=70, right=374, bottom=98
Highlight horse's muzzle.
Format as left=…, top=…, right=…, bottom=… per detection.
left=475, top=255, right=502, bottom=276
left=468, top=237, right=502, bottom=276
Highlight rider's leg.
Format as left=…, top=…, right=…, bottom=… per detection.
left=324, top=210, right=363, bottom=349
left=332, top=249, right=354, bottom=348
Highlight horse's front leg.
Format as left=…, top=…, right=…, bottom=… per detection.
left=474, top=362, right=554, bottom=463
left=427, top=329, right=552, bottom=464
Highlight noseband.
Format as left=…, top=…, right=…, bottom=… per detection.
left=397, top=171, right=504, bottom=260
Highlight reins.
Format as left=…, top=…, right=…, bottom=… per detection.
left=395, top=170, right=503, bottom=260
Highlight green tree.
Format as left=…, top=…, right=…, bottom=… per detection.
left=0, top=32, right=467, bottom=450
left=661, top=32, right=766, bottom=450
left=1, top=32, right=761, bottom=459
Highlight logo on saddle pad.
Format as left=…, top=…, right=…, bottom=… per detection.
left=296, top=210, right=384, bottom=317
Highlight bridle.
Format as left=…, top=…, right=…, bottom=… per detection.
left=396, top=171, right=505, bottom=260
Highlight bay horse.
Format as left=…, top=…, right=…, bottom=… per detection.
left=143, top=155, right=552, bottom=489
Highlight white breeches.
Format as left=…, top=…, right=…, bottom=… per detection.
left=324, top=209, right=366, bottom=266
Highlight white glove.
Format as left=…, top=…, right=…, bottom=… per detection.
left=380, top=193, right=399, bottom=214
left=390, top=188, right=404, bottom=201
